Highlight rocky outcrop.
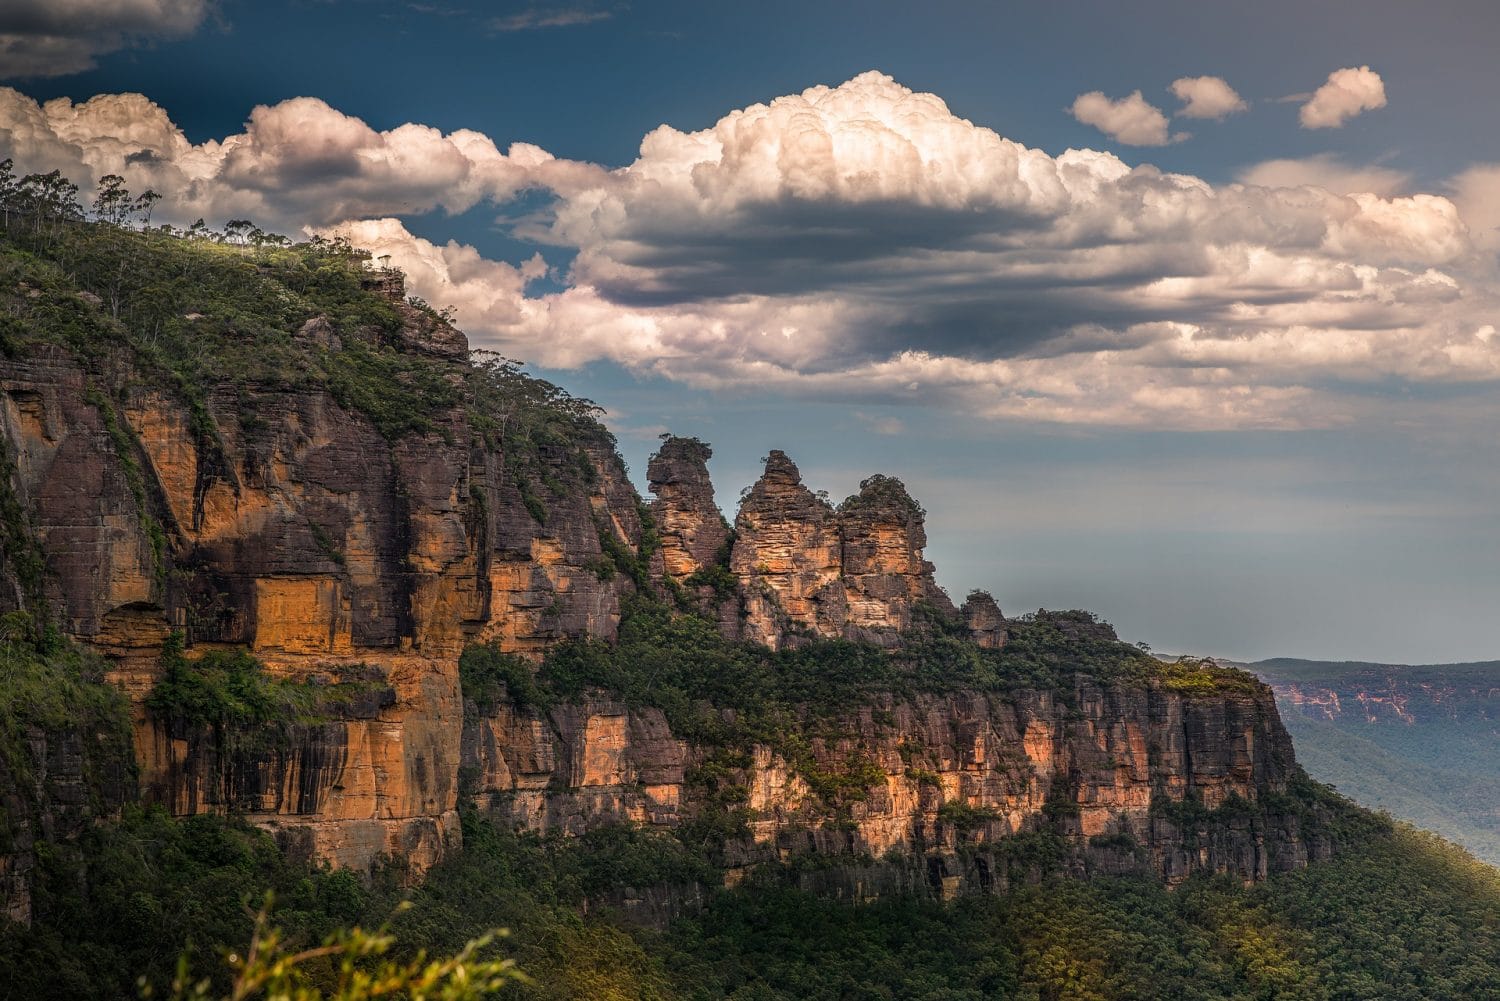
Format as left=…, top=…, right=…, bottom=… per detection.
left=463, top=679, right=1316, bottom=889
left=730, top=453, right=953, bottom=649
left=647, top=436, right=729, bottom=584
left=730, top=450, right=846, bottom=648
left=962, top=591, right=1007, bottom=649
left=838, top=475, right=953, bottom=639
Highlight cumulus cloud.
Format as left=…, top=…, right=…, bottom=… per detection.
left=0, top=87, right=606, bottom=230
left=1069, top=89, right=1182, bottom=146
left=1449, top=164, right=1500, bottom=251
left=1300, top=65, right=1387, bottom=129
left=2, top=71, right=1497, bottom=431
left=1238, top=154, right=1411, bottom=196
left=1169, top=76, right=1248, bottom=120
left=0, top=0, right=210, bottom=79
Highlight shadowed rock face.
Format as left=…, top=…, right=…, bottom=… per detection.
left=963, top=591, right=1007, bottom=650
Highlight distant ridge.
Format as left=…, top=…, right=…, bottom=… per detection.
left=1251, top=656, right=1500, bottom=865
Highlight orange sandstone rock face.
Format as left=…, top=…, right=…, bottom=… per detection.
left=463, top=681, right=1315, bottom=887
left=253, top=578, right=354, bottom=655
left=647, top=436, right=729, bottom=583
left=837, top=474, right=954, bottom=638
left=729, top=452, right=955, bottom=649
left=730, top=451, right=847, bottom=649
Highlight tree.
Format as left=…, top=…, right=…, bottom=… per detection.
left=224, top=219, right=255, bottom=245
left=0, top=158, right=16, bottom=228
left=17, top=170, right=83, bottom=240
left=134, top=189, right=162, bottom=229
left=93, top=174, right=133, bottom=226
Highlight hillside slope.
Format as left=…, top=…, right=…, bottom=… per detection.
left=1254, top=658, right=1500, bottom=865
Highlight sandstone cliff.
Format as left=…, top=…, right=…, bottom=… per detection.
left=0, top=232, right=1323, bottom=923
left=463, top=681, right=1326, bottom=891
left=0, top=294, right=645, bottom=877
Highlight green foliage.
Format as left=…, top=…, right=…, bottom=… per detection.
left=682, top=561, right=736, bottom=600
left=0, top=628, right=133, bottom=830
left=0, top=807, right=373, bottom=1000
left=308, top=519, right=348, bottom=567
left=1088, top=831, right=1139, bottom=852
left=157, top=905, right=522, bottom=1001
left=7, top=792, right=1500, bottom=1001
left=459, top=645, right=543, bottom=713
left=0, top=437, right=47, bottom=618
left=836, top=473, right=924, bottom=518
left=0, top=206, right=614, bottom=472
left=904, top=767, right=941, bottom=787
left=146, top=636, right=391, bottom=737
left=323, top=336, right=460, bottom=441
left=935, top=800, right=1002, bottom=832
left=1154, top=656, right=1264, bottom=695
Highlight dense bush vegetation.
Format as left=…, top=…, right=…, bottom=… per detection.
left=5, top=803, right=1500, bottom=1000
left=146, top=634, right=392, bottom=733
left=464, top=597, right=1263, bottom=755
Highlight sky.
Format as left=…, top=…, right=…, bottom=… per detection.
left=3, top=0, right=1500, bottom=662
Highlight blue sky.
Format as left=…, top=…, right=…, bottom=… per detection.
left=4, top=0, right=1500, bottom=662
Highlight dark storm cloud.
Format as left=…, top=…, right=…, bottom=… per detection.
left=0, top=0, right=211, bottom=78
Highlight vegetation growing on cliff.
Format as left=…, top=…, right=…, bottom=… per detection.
left=145, top=636, right=395, bottom=747
left=0, top=619, right=134, bottom=836
left=462, top=598, right=1263, bottom=754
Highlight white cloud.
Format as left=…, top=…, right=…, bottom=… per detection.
left=1300, top=65, right=1387, bottom=129
left=1449, top=163, right=1500, bottom=251
left=0, top=0, right=210, bottom=79
left=1169, top=76, right=1247, bottom=120
left=3, top=72, right=1497, bottom=432
left=1069, top=89, right=1182, bottom=146
left=489, top=7, right=612, bottom=32
left=1238, top=154, right=1410, bottom=196
left=0, top=88, right=604, bottom=230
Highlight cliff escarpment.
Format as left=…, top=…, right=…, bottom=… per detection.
left=0, top=223, right=1330, bottom=924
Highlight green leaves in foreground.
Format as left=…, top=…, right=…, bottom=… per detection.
left=151, top=902, right=523, bottom=1001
